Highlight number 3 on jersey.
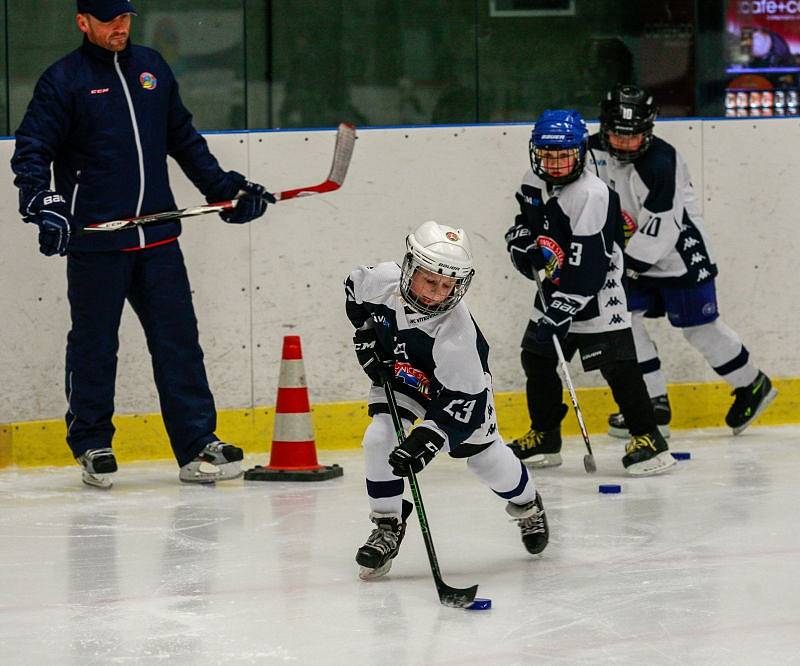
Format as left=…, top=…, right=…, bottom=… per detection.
left=444, top=399, right=476, bottom=423
left=568, top=241, right=583, bottom=266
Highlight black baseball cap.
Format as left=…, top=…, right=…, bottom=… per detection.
left=77, top=0, right=137, bottom=22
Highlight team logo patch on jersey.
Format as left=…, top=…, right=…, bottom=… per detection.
left=536, top=236, right=564, bottom=285
left=702, top=302, right=717, bottom=317
left=395, top=362, right=430, bottom=398
left=139, top=72, right=157, bottom=90
left=445, top=231, right=459, bottom=241
left=621, top=209, right=637, bottom=245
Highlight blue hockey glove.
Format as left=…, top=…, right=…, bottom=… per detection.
left=504, top=223, right=538, bottom=280
left=353, top=328, right=394, bottom=385
left=535, top=296, right=580, bottom=344
left=212, top=171, right=275, bottom=224
left=388, top=426, right=445, bottom=477
left=25, top=191, right=72, bottom=256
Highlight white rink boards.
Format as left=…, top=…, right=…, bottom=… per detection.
left=0, top=119, right=798, bottom=423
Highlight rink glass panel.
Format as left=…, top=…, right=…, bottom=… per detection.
left=1, top=1, right=739, bottom=134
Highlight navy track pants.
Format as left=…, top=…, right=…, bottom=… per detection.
left=65, top=240, right=217, bottom=466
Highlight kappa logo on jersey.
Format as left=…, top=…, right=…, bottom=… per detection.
left=536, top=236, right=564, bottom=285
left=139, top=72, right=157, bottom=90
left=395, top=362, right=430, bottom=398
left=90, top=88, right=110, bottom=95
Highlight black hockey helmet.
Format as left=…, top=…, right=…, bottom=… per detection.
left=599, top=84, right=658, bottom=162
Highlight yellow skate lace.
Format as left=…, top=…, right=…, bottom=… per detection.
left=626, top=433, right=657, bottom=456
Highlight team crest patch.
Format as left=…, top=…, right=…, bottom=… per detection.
left=536, top=235, right=564, bottom=285
left=395, top=362, right=430, bottom=398
left=446, top=231, right=459, bottom=241
left=139, top=72, right=157, bottom=90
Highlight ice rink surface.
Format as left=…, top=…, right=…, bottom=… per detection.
left=1, top=426, right=799, bottom=665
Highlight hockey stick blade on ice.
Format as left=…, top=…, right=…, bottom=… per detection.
left=383, top=380, right=479, bottom=609
left=82, top=123, right=357, bottom=233
left=532, top=266, right=597, bottom=474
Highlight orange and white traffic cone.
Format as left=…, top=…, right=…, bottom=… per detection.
left=245, top=335, right=343, bottom=481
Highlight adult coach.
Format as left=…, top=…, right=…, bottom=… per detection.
left=11, top=0, right=273, bottom=487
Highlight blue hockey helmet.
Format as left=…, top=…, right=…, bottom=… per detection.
left=529, top=109, right=589, bottom=185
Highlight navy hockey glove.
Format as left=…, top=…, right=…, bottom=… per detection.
left=505, top=223, right=539, bottom=280
left=388, top=426, right=445, bottom=477
left=212, top=171, right=275, bottom=224
left=353, top=328, right=394, bottom=385
left=535, top=296, right=580, bottom=344
left=25, top=191, right=72, bottom=256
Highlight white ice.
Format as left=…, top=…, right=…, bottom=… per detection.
left=1, top=426, right=799, bottom=665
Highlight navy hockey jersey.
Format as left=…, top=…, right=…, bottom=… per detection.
left=587, top=134, right=718, bottom=287
left=344, top=262, right=499, bottom=451
left=514, top=168, right=630, bottom=334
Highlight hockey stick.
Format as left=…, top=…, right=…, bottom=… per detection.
left=383, top=380, right=479, bottom=609
left=82, top=122, right=357, bottom=233
left=532, top=267, right=597, bottom=474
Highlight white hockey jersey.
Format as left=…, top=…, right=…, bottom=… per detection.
left=587, top=134, right=718, bottom=287
left=344, top=262, right=499, bottom=452
left=514, top=167, right=630, bottom=334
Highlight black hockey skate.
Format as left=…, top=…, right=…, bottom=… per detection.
left=356, top=500, right=413, bottom=580
left=507, top=428, right=562, bottom=468
left=622, top=430, right=675, bottom=477
left=77, top=447, right=118, bottom=489
left=179, top=440, right=244, bottom=484
left=725, top=371, right=778, bottom=436
left=506, top=492, right=549, bottom=555
left=608, top=394, right=671, bottom=439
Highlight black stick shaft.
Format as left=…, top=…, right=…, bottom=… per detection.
left=531, top=268, right=596, bottom=462
left=383, top=382, right=444, bottom=580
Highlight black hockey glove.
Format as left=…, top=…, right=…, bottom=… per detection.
left=388, top=426, right=445, bottom=477
left=353, top=328, right=394, bottom=385
left=212, top=171, right=276, bottom=224
left=535, top=296, right=580, bottom=344
left=504, top=223, right=538, bottom=280
left=25, top=191, right=72, bottom=256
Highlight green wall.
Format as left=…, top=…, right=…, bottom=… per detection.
left=2, top=0, right=728, bottom=135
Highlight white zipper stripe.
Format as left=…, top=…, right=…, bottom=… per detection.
left=67, top=371, right=75, bottom=437
left=70, top=179, right=79, bottom=216
left=114, top=52, right=145, bottom=218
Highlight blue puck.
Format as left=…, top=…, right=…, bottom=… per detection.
left=671, top=452, right=691, bottom=460
left=599, top=484, right=621, bottom=494
left=466, top=598, right=492, bottom=610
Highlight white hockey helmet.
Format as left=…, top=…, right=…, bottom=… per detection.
left=400, top=220, right=475, bottom=315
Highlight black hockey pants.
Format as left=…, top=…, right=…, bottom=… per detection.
left=65, top=240, right=217, bottom=466
left=520, top=327, right=657, bottom=436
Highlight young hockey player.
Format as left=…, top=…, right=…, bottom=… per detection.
left=591, top=84, right=777, bottom=437
left=345, top=221, right=548, bottom=580
left=505, top=109, right=675, bottom=476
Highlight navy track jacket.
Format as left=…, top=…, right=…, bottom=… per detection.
left=11, top=38, right=231, bottom=252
